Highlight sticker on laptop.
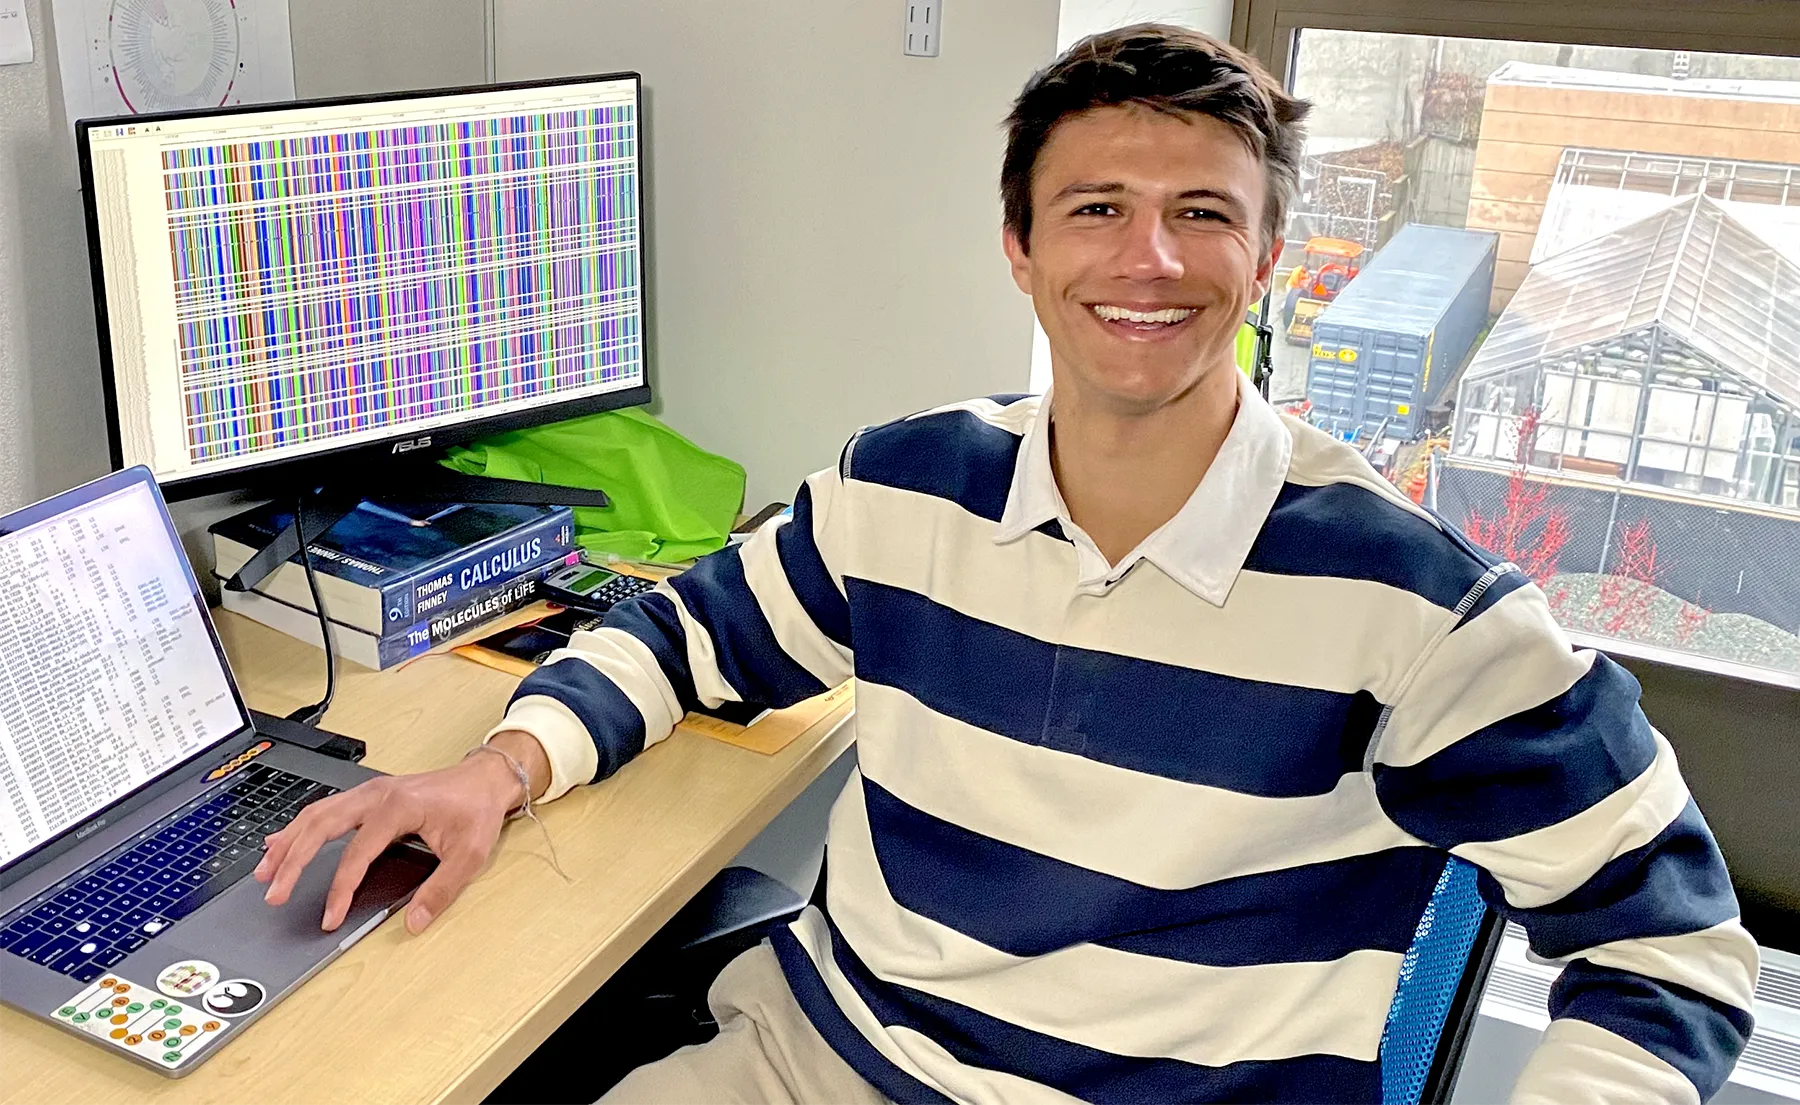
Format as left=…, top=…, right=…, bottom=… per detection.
left=156, top=959, right=219, bottom=999
left=200, top=978, right=267, bottom=1017
left=203, top=740, right=273, bottom=782
left=53, top=975, right=230, bottom=1069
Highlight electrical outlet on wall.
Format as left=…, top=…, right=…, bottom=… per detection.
left=904, top=0, right=941, bottom=57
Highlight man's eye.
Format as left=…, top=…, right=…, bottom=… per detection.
left=1182, top=208, right=1229, bottom=222
left=1072, top=203, right=1118, bottom=217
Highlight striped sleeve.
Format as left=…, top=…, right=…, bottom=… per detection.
left=1370, top=572, right=1758, bottom=1105
left=486, top=463, right=855, bottom=800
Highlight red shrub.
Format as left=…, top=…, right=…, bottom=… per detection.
left=1461, top=407, right=1570, bottom=587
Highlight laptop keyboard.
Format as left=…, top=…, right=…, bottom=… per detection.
left=0, top=764, right=338, bottom=983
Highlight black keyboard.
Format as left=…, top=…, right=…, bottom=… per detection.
left=0, top=764, right=337, bottom=983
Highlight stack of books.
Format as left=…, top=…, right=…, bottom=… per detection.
left=211, top=500, right=580, bottom=669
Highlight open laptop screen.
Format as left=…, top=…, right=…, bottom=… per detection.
left=0, top=472, right=247, bottom=866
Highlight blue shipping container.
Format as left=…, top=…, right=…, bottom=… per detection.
left=1305, top=223, right=1498, bottom=439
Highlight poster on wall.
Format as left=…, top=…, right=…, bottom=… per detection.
left=51, top=0, right=294, bottom=134
left=0, top=0, right=33, bottom=66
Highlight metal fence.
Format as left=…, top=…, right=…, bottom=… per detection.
left=1291, top=155, right=1393, bottom=251
left=1434, top=460, right=1800, bottom=671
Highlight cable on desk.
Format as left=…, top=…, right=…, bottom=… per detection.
left=286, top=494, right=337, bottom=727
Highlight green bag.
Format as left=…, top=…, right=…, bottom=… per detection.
left=439, top=407, right=746, bottom=562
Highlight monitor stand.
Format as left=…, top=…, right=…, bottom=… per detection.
left=221, top=457, right=611, bottom=597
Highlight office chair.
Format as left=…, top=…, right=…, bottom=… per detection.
left=1377, top=856, right=1507, bottom=1105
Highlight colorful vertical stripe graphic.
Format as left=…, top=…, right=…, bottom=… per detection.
left=162, top=105, right=643, bottom=463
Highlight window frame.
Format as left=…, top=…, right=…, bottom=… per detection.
left=1230, top=0, right=1800, bottom=84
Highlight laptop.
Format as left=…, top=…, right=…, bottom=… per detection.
left=0, top=466, right=436, bottom=1076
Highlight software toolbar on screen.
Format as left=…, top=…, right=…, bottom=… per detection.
left=84, top=77, right=644, bottom=484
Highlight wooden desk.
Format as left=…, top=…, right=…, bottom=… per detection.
left=0, top=612, right=854, bottom=1104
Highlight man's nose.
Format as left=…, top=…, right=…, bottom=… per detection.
left=1114, top=214, right=1184, bottom=281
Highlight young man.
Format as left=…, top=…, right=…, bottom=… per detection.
left=257, top=26, right=1757, bottom=1104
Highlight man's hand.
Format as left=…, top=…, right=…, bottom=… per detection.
left=253, top=731, right=551, bottom=934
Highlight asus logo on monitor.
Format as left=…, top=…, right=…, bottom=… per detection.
left=392, top=436, right=433, bottom=454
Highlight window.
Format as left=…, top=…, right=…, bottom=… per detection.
left=1244, top=7, right=1800, bottom=682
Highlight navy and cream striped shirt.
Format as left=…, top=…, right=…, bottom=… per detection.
left=496, top=372, right=1757, bottom=1103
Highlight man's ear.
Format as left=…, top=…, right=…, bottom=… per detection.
left=1251, top=232, right=1283, bottom=301
left=1002, top=226, right=1033, bottom=296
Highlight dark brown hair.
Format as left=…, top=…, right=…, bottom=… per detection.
left=1002, top=24, right=1311, bottom=252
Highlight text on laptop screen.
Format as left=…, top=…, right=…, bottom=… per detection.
left=0, top=482, right=243, bottom=864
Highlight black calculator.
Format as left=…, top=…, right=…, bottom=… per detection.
left=541, top=562, right=658, bottom=613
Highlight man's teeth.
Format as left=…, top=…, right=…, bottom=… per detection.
left=1091, top=305, right=1196, bottom=324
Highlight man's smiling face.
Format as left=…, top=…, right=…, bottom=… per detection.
left=1005, top=104, right=1282, bottom=413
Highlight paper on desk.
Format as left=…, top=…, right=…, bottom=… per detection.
left=677, top=680, right=855, bottom=756
left=449, top=644, right=537, bottom=679
left=0, top=0, right=31, bottom=66
left=452, top=627, right=853, bottom=756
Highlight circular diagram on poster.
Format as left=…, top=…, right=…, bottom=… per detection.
left=107, top=0, right=241, bottom=113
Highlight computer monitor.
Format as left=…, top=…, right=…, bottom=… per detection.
left=75, top=74, right=651, bottom=502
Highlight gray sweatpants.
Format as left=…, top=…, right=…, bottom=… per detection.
left=600, top=942, right=892, bottom=1105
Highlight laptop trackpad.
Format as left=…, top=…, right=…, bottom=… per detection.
left=146, top=839, right=437, bottom=993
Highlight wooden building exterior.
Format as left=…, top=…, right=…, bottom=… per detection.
left=1466, top=63, right=1800, bottom=310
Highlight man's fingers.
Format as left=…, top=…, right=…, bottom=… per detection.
left=253, top=823, right=297, bottom=883
left=319, top=821, right=406, bottom=932
left=403, top=846, right=488, bottom=935
left=256, top=789, right=355, bottom=882
left=259, top=793, right=380, bottom=906
left=247, top=764, right=507, bottom=930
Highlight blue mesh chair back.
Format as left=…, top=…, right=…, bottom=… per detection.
left=1377, top=856, right=1505, bottom=1105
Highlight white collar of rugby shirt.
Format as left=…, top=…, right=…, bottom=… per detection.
left=994, top=367, right=1294, bottom=606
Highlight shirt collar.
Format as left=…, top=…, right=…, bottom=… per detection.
left=995, top=370, right=1294, bottom=606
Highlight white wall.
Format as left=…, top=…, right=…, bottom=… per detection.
left=289, top=0, right=488, bottom=100
left=1027, top=0, right=1235, bottom=392
left=1057, top=0, right=1233, bottom=52
left=0, top=0, right=110, bottom=509
left=496, top=0, right=1058, bottom=506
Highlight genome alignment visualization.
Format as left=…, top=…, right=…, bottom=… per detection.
left=77, top=74, right=651, bottom=503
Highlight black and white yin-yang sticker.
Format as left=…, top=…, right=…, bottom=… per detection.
left=200, top=977, right=267, bottom=1018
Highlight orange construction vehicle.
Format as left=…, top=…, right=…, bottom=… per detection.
left=1283, top=236, right=1365, bottom=345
